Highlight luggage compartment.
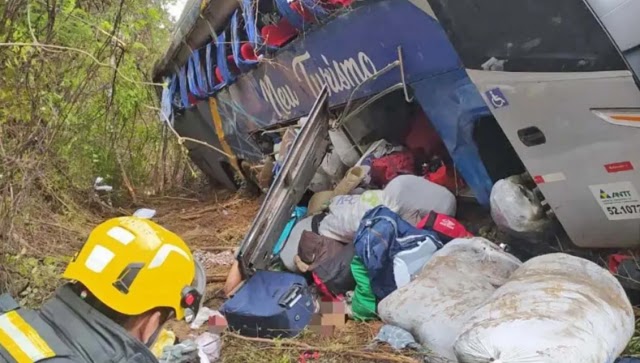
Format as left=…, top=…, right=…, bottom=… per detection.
left=238, top=86, right=524, bottom=274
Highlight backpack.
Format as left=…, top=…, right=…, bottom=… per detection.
left=297, top=231, right=356, bottom=298
left=417, top=211, right=472, bottom=243
left=353, top=206, right=442, bottom=300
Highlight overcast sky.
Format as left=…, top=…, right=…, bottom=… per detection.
left=166, top=0, right=188, bottom=21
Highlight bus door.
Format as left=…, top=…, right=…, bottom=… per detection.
left=426, top=0, right=640, bottom=249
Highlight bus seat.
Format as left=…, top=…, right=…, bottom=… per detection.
left=241, top=43, right=258, bottom=61
left=261, top=18, right=298, bottom=47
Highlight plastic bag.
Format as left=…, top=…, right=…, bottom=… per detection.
left=320, top=149, right=347, bottom=184
left=490, top=177, right=550, bottom=234
left=318, top=191, right=384, bottom=242
left=329, top=128, right=360, bottom=167
left=308, top=171, right=332, bottom=193
left=378, top=238, right=521, bottom=361
left=383, top=175, right=457, bottom=225
left=454, top=253, right=635, bottom=363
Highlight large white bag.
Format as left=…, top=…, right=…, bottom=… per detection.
left=383, top=175, right=456, bottom=225
left=318, top=191, right=384, bottom=242
left=454, top=253, right=634, bottom=363
left=378, top=238, right=522, bottom=361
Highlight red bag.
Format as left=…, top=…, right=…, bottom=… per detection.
left=370, top=151, right=415, bottom=186
left=417, top=211, right=472, bottom=242
left=312, top=272, right=343, bottom=302
left=423, top=158, right=464, bottom=193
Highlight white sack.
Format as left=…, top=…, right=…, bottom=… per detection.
left=384, top=175, right=457, bottom=224
left=378, top=238, right=521, bottom=361
left=490, top=177, right=549, bottom=233
left=454, top=253, right=634, bottom=363
left=318, top=191, right=384, bottom=242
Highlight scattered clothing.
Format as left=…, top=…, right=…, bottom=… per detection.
left=151, top=329, right=177, bottom=358
left=372, top=325, right=421, bottom=351
left=312, top=273, right=343, bottom=302
left=370, top=151, right=415, bottom=187
left=194, top=332, right=222, bottom=363
left=350, top=257, right=378, bottom=321
left=158, top=340, right=199, bottom=363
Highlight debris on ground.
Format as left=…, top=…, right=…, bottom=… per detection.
left=194, top=250, right=236, bottom=269
left=194, top=332, right=222, bottom=363
left=190, top=307, right=224, bottom=330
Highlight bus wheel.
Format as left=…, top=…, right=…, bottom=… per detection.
left=238, top=161, right=261, bottom=197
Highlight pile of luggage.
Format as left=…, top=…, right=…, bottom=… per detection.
left=219, top=133, right=637, bottom=362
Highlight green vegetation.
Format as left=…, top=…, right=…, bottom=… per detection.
left=0, top=0, right=194, bottom=291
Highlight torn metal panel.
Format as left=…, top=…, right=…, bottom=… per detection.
left=237, top=87, right=331, bottom=275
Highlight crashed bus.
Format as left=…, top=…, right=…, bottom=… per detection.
left=153, top=0, right=640, bottom=285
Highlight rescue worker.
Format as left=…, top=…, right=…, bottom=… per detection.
left=0, top=217, right=204, bottom=362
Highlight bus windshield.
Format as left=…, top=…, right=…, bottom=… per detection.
left=427, top=0, right=626, bottom=72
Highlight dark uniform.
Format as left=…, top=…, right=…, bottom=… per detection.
left=0, top=285, right=158, bottom=363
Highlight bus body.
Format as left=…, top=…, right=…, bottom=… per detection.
left=156, top=0, right=640, bottom=270
left=424, top=0, right=640, bottom=248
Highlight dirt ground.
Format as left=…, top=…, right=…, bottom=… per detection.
left=151, top=192, right=425, bottom=363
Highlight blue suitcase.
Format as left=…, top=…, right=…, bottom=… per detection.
left=220, top=271, right=315, bottom=338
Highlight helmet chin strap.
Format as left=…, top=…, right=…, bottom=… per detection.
left=145, top=325, right=163, bottom=348
left=144, top=310, right=174, bottom=348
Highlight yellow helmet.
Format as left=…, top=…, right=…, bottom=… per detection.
left=63, top=217, right=203, bottom=321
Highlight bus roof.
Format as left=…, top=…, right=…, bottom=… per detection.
left=152, top=0, right=238, bottom=83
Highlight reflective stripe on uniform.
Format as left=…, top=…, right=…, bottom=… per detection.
left=0, top=311, right=55, bottom=362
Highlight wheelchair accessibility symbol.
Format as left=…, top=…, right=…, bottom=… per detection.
left=485, top=88, right=509, bottom=109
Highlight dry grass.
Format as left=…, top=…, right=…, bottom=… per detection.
left=220, top=322, right=425, bottom=363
